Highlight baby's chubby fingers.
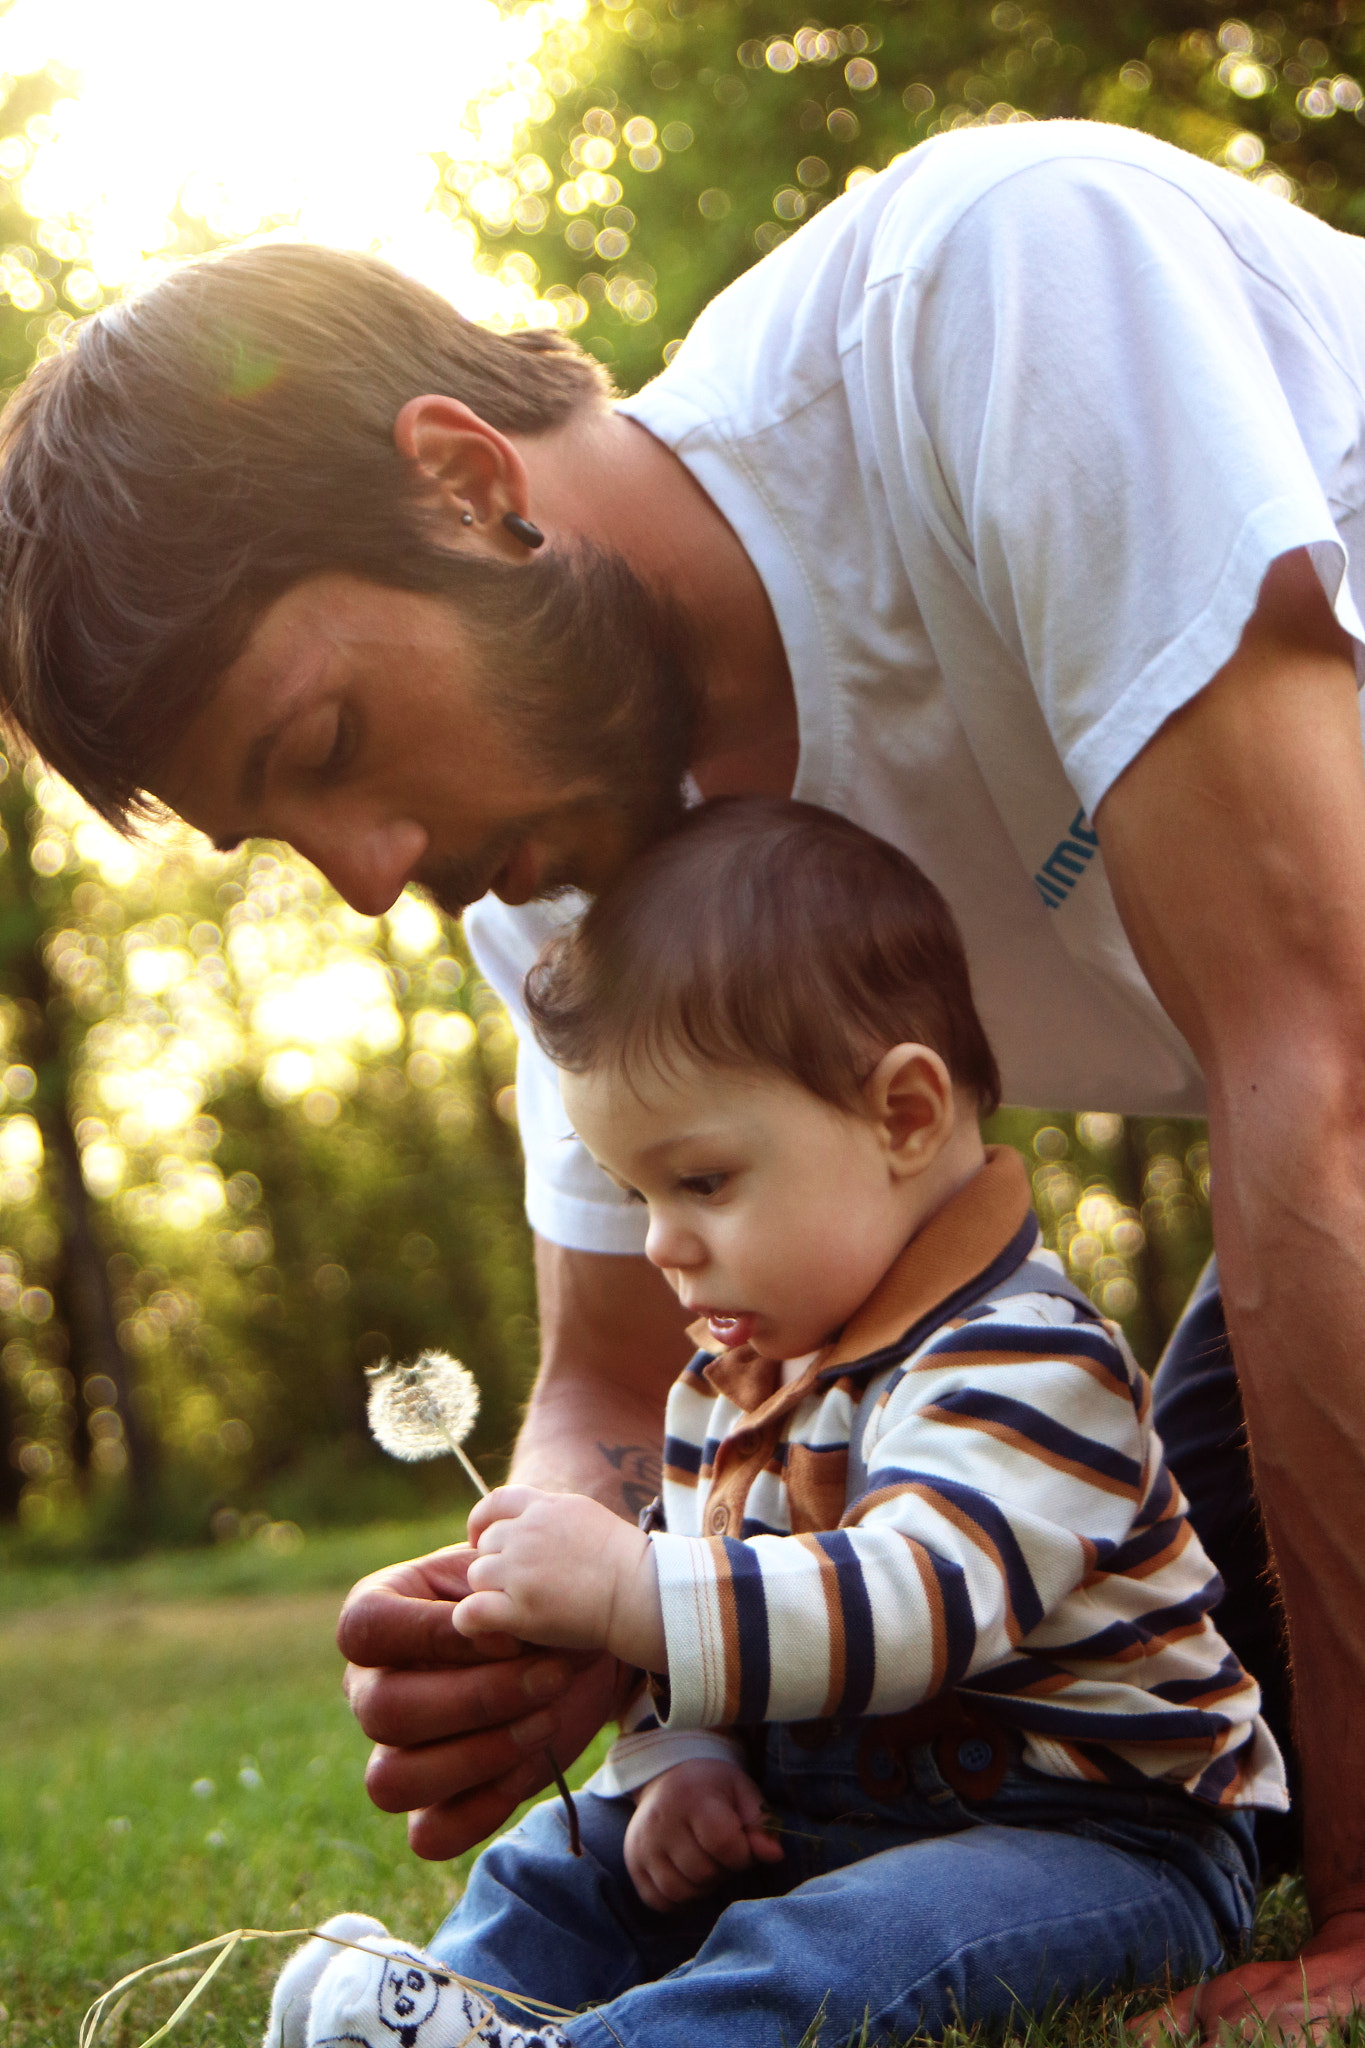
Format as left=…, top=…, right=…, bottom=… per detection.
left=451, top=1588, right=519, bottom=1640
left=691, top=1792, right=764, bottom=1873
left=454, top=1512, right=595, bottom=1648
left=728, top=1771, right=785, bottom=1866
left=628, top=1853, right=696, bottom=1913
left=466, top=1484, right=550, bottom=1547
left=642, top=1841, right=722, bottom=1908
left=746, top=1821, right=786, bottom=1865
left=455, top=1487, right=659, bottom=1664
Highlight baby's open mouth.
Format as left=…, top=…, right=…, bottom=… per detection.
left=706, top=1312, right=756, bottom=1347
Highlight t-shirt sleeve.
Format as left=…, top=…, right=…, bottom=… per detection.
left=461, top=893, right=649, bottom=1255
left=881, top=153, right=1365, bottom=816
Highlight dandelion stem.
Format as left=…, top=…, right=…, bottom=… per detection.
left=447, top=1434, right=490, bottom=1497
left=368, top=1358, right=580, bottom=1857
left=436, top=1425, right=578, bottom=1854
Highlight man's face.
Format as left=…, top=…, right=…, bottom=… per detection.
left=158, top=547, right=697, bottom=918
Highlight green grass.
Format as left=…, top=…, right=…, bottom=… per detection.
left=0, top=1522, right=1321, bottom=2048
left=0, top=1512, right=481, bottom=1619
left=0, top=1518, right=614, bottom=2048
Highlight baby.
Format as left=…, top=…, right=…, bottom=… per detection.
left=269, top=797, right=1285, bottom=2048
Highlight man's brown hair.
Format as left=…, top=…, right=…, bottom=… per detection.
left=525, top=796, right=1002, bottom=1113
left=0, top=241, right=611, bottom=824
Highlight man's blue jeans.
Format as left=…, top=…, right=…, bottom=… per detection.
left=428, top=1723, right=1257, bottom=2048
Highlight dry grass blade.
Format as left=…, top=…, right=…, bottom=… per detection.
left=89, top=1972, right=198, bottom=2046
left=80, top=1933, right=256, bottom=2048
left=132, top=1930, right=244, bottom=2048
left=80, top=1925, right=578, bottom=2048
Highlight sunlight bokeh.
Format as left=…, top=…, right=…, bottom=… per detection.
left=0, top=0, right=587, bottom=326
left=0, top=0, right=576, bottom=1282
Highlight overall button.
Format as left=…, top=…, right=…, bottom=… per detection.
left=708, top=1504, right=730, bottom=1534
left=856, top=1731, right=908, bottom=1799
left=956, top=1736, right=994, bottom=1774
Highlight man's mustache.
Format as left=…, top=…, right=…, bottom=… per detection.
left=413, top=820, right=542, bottom=920
left=416, top=860, right=509, bottom=920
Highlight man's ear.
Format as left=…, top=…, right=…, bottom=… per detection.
left=392, top=394, right=533, bottom=553
left=865, top=1043, right=954, bottom=1177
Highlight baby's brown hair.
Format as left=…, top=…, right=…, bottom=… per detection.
left=525, top=797, right=1001, bottom=1115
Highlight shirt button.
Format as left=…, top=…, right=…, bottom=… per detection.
left=708, top=1505, right=730, bottom=1534
left=957, top=1736, right=994, bottom=1775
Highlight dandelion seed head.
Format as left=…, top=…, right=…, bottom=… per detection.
left=366, top=1350, right=481, bottom=1462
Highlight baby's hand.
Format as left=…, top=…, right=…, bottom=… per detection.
left=624, top=1759, right=784, bottom=1913
left=453, top=1486, right=666, bottom=1669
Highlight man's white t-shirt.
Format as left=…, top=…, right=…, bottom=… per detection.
left=465, top=119, right=1365, bottom=1257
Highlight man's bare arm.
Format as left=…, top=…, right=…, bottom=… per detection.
left=511, top=1236, right=695, bottom=1511
left=1098, top=549, right=1365, bottom=2036
left=339, top=1237, right=691, bottom=1859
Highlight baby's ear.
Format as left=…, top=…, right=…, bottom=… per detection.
left=865, top=1043, right=954, bottom=1172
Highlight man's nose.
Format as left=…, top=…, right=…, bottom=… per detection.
left=307, top=818, right=429, bottom=917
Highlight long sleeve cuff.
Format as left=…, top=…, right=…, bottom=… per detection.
left=585, top=1727, right=747, bottom=1797
left=651, top=1531, right=738, bottom=1727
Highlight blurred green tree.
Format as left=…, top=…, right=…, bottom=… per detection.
left=492, top=0, right=1365, bottom=387
left=0, top=784, right=538, bottom=1548
left=0, top=756, right=154, bottom=1519
left=12, top=0, right=1365, bottom=1537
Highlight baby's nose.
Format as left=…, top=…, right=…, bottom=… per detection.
left=645, top=1216, right=701, bottom=1270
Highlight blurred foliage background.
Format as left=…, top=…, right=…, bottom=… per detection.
left=5, top=0, right=1355, bottom=1551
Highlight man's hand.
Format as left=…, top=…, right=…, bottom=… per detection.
left=1131, top=1912, right=1365, bottom=2043
left=624, top=1760, right=784, bottom=1913
left=339, top=1246, right=689, bottom=1861
left=456, top=1485, right=667, bottom=1671
left=338, top=1545, right=627, bottom=1860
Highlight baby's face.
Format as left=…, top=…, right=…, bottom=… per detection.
left=561, top=1057, right=923, bottom=1361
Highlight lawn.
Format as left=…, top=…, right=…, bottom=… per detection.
left=0, top=1518, right=614, bottom=2048
left=0, top=1520, right=1316, bottom=2048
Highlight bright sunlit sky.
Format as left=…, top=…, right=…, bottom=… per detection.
left=0, top=0, right=583, bottom=326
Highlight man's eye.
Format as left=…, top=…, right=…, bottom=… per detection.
left=319, top=712, right=356, bottom=779
left=679, top=1173, right=726, bottom=1198
left=294, top=706, right=356, bottom=782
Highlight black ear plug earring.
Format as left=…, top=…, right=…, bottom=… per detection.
left=502, top=512, right=545, bottom=549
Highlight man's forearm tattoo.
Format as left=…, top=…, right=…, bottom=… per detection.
left=597, top=1442, right=662, bottom=1519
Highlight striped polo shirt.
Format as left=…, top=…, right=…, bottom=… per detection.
left=604, top=1146, right=1286, bottom=1810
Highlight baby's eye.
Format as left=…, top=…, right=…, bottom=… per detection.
left=679, top=1172, right=727, bottom=1198
left=622, top=1185, right=647, bottom=1205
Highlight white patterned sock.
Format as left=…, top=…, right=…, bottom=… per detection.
left=263, top=1915, right=391, bottom=2048
left=306, top=1936, right=569, bottom=2048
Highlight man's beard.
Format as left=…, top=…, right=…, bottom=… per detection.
left=414, top=537, right=702, bottom=917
